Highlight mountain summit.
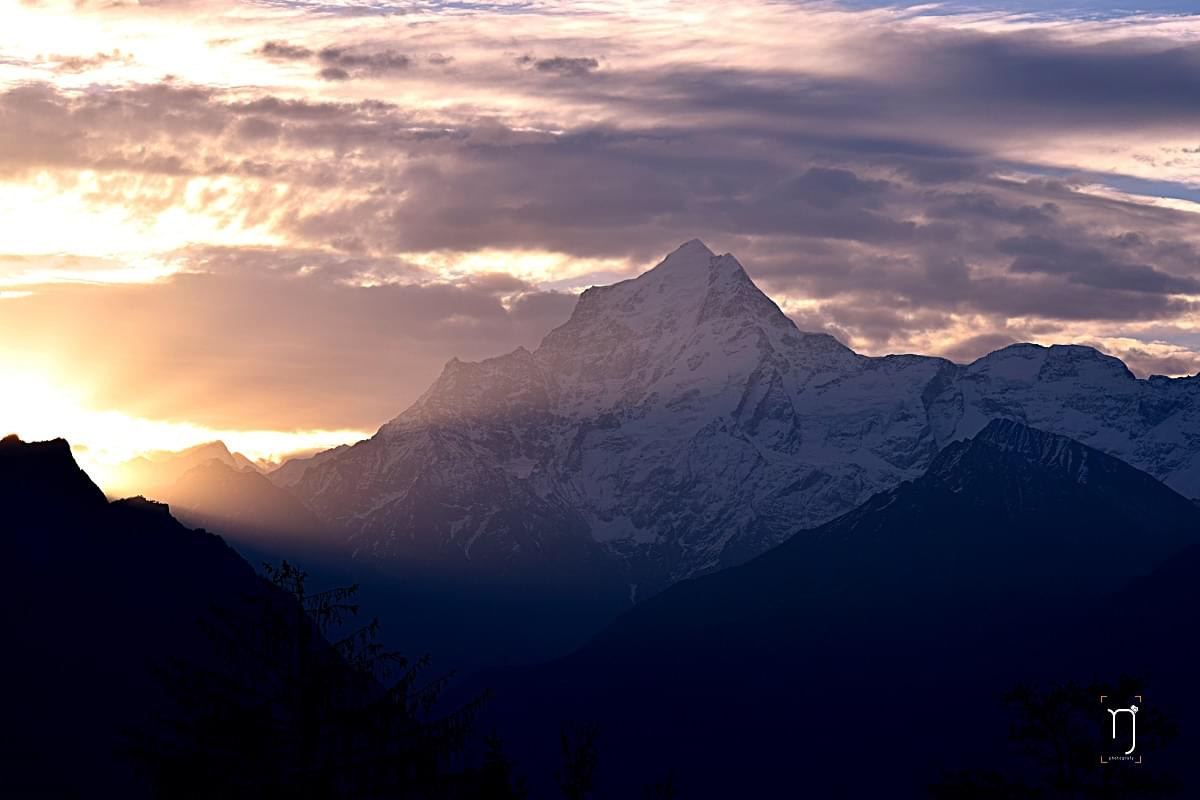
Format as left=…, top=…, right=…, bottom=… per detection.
left=531, top=239, right=853, bottom=421
left=284, top=241, right=1200, bottom=591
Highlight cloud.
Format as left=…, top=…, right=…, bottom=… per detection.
left=1005, top=244, right=1200, bottom=296
left=258, top=40, right=313, bottom=61
left=938, top=333, right=1020, bottom=364
left=317, top=46, right=411, bottom=75
left=6, top=0, right=1200, bottom=446
left=256, top=39, right=411, bottom=81
left=319, top=66, right=351, bottom=81
left=1105, top=343, right=1200, bottom=378
left=43, top=49, right=133, bottom=73
left=0, top=247, right=576, bottom=430
left=905, top=31, right=1200, bottom=123
left=518, top=55, right=599, bottom=76
left=6, top=74, right=1197, bottom=359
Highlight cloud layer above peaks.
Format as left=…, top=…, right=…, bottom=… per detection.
left=3, top=0, right=1200, bottom=433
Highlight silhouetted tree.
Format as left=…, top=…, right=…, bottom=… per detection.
left=557, top=723, right=600, bottom=800
left=469, top=732, right=528, bottom=799
left=931, top=678, right=1181, bottom=799
left=132, top=560, right=486, bottom=798
left=645, top=770, right=679, bottom=799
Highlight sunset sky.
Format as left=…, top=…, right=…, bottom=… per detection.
left=4, top=0, right=1200, bottom=473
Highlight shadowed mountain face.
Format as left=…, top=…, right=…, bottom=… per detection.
left=282, top=240, right=1200, bottom=596
left=474, top=421, right=1200, bottom=798
left=154, top=459, right=327, bottom=547
left=268, top=443, right=350, bottom=489
left=0, top=436, right=301, bottom=796
left=104, top=448, right=632, bottom=674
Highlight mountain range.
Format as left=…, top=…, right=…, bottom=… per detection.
left=108, top=439, right=264, bottom=497
left=273, top=239, right=1200, bottom=596
left=11, top=235, right=1200, bottom=795
left=11, top=412, right=1200, bottom=796
left=474, top=419, right=1200, bottom=797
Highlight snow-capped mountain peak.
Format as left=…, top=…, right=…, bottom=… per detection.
left=965, top=342, right=1135, bottom=385
left=541, top=239, right=780, bottom=345
left=533, top=239, right=853, bottom=421
left=287, top=241, right=1200, bottom=590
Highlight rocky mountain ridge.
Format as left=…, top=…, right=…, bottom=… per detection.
left=283, top=240, right=1200, bottom=590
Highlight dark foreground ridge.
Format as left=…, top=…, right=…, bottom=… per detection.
left=0, top=435, right=497, bottom=798
left=9, top=421, right=1200, bottom=797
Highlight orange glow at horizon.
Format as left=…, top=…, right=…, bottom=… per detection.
left=0, top=369, right=367, bottom=492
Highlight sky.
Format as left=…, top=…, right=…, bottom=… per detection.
left=3, top=0, right=1200, bottom=473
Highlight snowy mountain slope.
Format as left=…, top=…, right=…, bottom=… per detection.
left=288, top=240, right=1200, bottom=589
left=472, top=420, right=1200, bottom=798
left=946, top=342, right=1200, bottom=497
left=268, top=444, right=350, bottom=489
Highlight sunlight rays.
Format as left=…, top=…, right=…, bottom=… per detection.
left=0, top=367, right=366, bottom=489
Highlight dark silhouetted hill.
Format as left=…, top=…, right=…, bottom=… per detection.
left=2, top=435, right=280, bottom=795
left=1, top=434, right=523, bottom=799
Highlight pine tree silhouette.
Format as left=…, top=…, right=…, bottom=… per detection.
left=131, top=560, right=487, bottom=798
left=471, top=733, right=529, bottom=799
left=931, top=678, right=1181, bottom=799
left=557, top=724, right=600, bottom=800
left=645, top=770, right=679, bottom=799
